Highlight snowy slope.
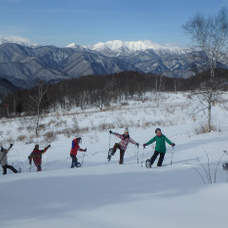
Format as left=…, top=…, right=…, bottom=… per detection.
left=0, top=92, right=228, bottom=228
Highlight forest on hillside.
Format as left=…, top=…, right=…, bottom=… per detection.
left=0, top=69, right=227, bottom=117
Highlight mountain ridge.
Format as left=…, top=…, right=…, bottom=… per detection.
left=0, top=39, right=226, bottom=96
left=0, top=42, right=139, bottom=94
left=68, top=39, right=186, bottom=55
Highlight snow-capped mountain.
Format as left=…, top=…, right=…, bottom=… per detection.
left=0, top=43, right=139, bottom=93
left=68, top=40, right=185, bottom=56
left=88, top=40, right=185, bottom=54
left=0, top=35, right=36, bottom=46
left=66, top=40, right=201, bottom=78
left=0, top=39, right=227, bottom=95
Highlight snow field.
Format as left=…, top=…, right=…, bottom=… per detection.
left=0, top=91, right=228, bottom=228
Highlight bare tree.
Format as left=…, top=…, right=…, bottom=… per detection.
left=79, top=90, right=90, bottom=111
left=28, top=82, right=48, bottom=137
left=183, top=7, right=228, bottom=131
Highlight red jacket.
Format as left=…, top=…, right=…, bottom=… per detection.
left=28, top=148, right=48, bottom=166
left=70, top=139, right=83, bottom=156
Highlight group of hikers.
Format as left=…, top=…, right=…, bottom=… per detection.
left=108, top=127, right=175, bottom=166
left=0, top=127, right=175, bottom=175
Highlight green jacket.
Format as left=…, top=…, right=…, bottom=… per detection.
left=145, top=134, right=173, bottom=153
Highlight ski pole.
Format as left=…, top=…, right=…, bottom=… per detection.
left=136, top=145, right=139, bottom=165
left=81, top=149, right=86, bottom=165
left=170, top=146, right=175, bottom=166
left=109, top=133, right=111, bottom=149
left=29, top=159, right=32, bottom=172
left=141, top=147, right=145, bottom=167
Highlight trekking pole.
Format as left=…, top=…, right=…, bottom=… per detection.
left=141, top=147, right=145, bottom=167
left=81, top=149, right=86, bottom=165
left=109, top=133, right=111, bottom=149
left=107, top=133, right=113, bottom=162
left=170, top=146, right=175, bottom=166
left=136, top=145, right=139, bottom=165
left=29, top=158, right=32, bottom=172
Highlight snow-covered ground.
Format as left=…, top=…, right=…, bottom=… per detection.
left=1, top=92, right=228, bottom=228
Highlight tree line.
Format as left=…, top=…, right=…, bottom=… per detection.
left=0, top=69, right=227, bottom=118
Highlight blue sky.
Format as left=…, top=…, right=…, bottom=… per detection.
left=0, top=0, right=227, bottom=47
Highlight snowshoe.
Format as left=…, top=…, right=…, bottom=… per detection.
left=145, top=159, right=152, bottom=168
left=222, top=162, right=228, bottom=170
left=76, top=162, right=81, bottom=168
left=107, top=148, right=114, bottom=162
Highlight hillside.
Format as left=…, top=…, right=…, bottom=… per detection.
left=1, top=40, right=227, bottom=95
left=0, top=92, right=228, bottom=227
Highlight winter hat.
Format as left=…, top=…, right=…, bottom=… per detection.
left=155, top=128, right=161, bottom=133
left=77, top=137, right=82, bottom=143
left=35, top=144, right=39, bottom=149
left=124, top=127, right=129, bottom=133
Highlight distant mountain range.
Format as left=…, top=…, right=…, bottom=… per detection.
left=0, top=35, right=36, bottom=47
left=0, top=37, right=227, bottom=95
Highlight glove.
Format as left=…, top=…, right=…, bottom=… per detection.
left=143, top=144, right=147, bottom=149
left=109, top=130, right=113, bottom=134
left=10, top=143, right=13, bottom=148
left=47, top=145, right=51, bottom=149
left=84, top=148, right=87, bottom=152
left=171, top=143, right=175, bottom=147
left=136, top=143, right=139, bottom=147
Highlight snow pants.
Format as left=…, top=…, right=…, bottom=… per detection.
left=150, top=151, right=165, bottom=166
left=112, top=143, right=125, bottom=164
left=70, top=154, right=78, bottom=168
left=2, top=164, right=18, bottom=175
left=33, top=158, right=42, bottom=171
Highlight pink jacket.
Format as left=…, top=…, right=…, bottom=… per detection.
left=113, top=132, right=137, bottom=151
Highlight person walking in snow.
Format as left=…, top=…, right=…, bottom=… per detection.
left=28, top=144, right=51, bottom=172
left=143, top=128, right=175, bottom=167
left=70, top=137, right=87, bottom=168
left=0, top=143, right=21, bottom=175
left=108, top=128, right=139, bottom=164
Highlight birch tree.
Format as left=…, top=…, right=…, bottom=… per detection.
left=28, top=83, right=48, bottom=137
left=183, top=7, right=228, bottom=131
